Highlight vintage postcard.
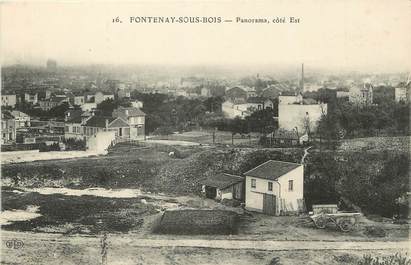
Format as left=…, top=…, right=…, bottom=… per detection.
left=0, top=0, right=410, bottom=264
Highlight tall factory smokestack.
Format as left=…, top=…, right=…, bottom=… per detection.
left=301, top=63, right=304, bottom=92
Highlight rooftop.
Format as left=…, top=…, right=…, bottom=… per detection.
left=200, top=173, right=244, bottom=190
left=83, top=116, right=115, bottom=128
left=115, top=106, right=146, bottom=116
left=65, top=109, right=83, bottom=123
left=244, top=160, right=302, bottom=180
left=246, top=97, right=266, bottom=104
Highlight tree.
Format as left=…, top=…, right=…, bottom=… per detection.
left=96, top=98, right=131, bottom=116
left=203, top=96, right=224, bottom=113
left=48, top=102, right=70, bottom=119
left=245, top=109, right=277, bottom=134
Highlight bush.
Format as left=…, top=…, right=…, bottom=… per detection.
left=268, top=257, right=281, bottom=265
left=39, top=142, right=60, bottom=152
left=358, top=253, right=411, bottom=265
left=304, top=150, right=409, bottom=218
left=97, top=170, right=111, bottom=186
left=333, top=254, right=356, bottom=263
left=364, top=226, right=386, bottom=238
left=63, top=138, right=86, bottom=151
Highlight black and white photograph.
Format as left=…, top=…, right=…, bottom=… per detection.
left=0, top=1, right=410, bottom=264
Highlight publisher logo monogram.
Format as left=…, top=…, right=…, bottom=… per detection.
left=5, top=239, right=24, bottom=249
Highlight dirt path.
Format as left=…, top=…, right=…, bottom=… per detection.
left=1, top=231, right=408, bottom=251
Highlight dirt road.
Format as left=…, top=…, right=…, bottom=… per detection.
left=2, top=231, right=409, bottom=265
left=2, top=231, right=408, bottom=251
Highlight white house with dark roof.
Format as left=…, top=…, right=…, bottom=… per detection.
left=112, top=107, right=146, bottom=140
left=244, top=160, right=304, bottom=215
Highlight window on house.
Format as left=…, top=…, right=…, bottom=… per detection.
left=288, top=180, right=294, bottom=191
left=251, top=179, right=256, bottom=189
left=268, top=182, right=273, bottom=191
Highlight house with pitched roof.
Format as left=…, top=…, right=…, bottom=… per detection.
left=11, top=110, right=31, bottom=128
left=349, top=82, right=373, bottom=106
left=225, top=86, right=256, bottom=102
left=200, top=173, right=244, bottom=201
left=112, top=107, right=146, bottom=140
left=270, top=128, right=309, bottom=146
left=82, top=115, right=130, bottom=140
left=244, top=160, right=304, bottom=215
left=64, top=109, right=87, bottom=140
left=39, top=95, right=70, bottom=111
left=395, top=81, right=410, bottom=103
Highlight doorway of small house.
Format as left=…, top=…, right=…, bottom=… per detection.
left=263, top=194, right=276, bottom=215
left=205, top=186, right=217, bottom=199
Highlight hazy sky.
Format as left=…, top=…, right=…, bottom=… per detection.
left=1, top=0, right=410, bottom=72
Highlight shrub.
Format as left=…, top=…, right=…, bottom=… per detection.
left=364, top=226, right=386, bottom=238
left=333, top=254, right=356, bottom=263
left=357, top=253, right=411, bottom=265
left=268, top=257, right=281, bottom=265
left=63, top=138, right=86, bottom=151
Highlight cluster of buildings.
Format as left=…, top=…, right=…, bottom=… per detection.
left=1, top=89, right=118, bottom=112
left=222, top=86, right=274, bottom=119
left=64, top=106, right=146, bottom=142
left=337, top=75, right=410, bottom=105
left=1, top=104, right=146, bottom=148
left=1, top=83, right=146, bottom=148
left=221, top=65, right=328, bottom=146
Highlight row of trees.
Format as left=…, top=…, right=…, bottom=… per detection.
left=200, top=109, right=277, bottom=135
left=130, top=91, right=281, bottom=136
left=318, top=99, right=410, bottom=142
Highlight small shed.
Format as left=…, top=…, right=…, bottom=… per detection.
left=272, top=129, right=308, bottom=146
left=200, top=173, right=244, bottom=201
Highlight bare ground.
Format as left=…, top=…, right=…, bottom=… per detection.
left=1, top=231, right=409, bottom=265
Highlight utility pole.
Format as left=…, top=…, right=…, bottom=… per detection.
left=101, top=233, right=108, bottom=265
